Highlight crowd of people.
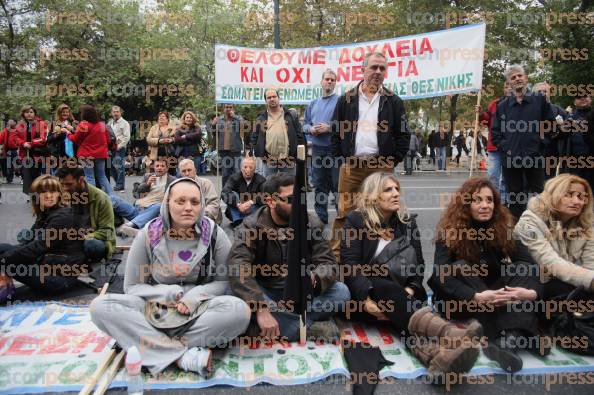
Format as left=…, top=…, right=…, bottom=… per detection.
left=0, top=52, right=593, bottom=383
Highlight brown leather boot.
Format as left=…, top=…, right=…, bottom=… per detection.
left=408, top=307, right=483, bottom=347
left=408, top=335, right=479, bottom=377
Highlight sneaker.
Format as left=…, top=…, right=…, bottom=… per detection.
left=177, top=347, right=212, bottom=378
left=308, top=320, right=341, bottom=344
left=116, top=223, right=139, bottom=238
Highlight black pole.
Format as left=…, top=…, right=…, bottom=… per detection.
left=273, top=0, right=280, bottom=49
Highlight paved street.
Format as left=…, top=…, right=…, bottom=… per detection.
left=1, top=169, right=592, bottom=394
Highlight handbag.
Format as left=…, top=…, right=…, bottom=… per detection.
left=551, top=286, right=594, bottom=355
left=145, top=299, right=210, bottom=338
left=370, top=222, right=417, bottom=287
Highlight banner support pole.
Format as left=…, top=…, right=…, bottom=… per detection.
left=215, top=104, right=220, bottom=190
left=469, top=90, right=482, bottom=178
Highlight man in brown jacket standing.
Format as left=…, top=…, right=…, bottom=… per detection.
left=228, top=173, right=350, bottom=342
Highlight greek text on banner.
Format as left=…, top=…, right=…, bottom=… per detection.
left=215, top=23, right=486, bottom=104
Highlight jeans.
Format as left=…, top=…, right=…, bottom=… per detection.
left=311, top=145, right=339, bottom=224
left=0, top=150, right=16, bottom=183
left=193, top=155, right=204, bottom=175
left=83, top=158, right=113, bottom=195
left=487, top=151, right=506, bottom=202
left=114, top=148, right=127, bottom=189
left=404, top=150, right=417, bottom=175
left=0, top=243, right=79, bottom=294
left=84, top=239, right=107, bottom=262
left=110, top=194, right=161, bottom=229
left=219, top=151, right=240, bottom=188
left=228, top=205, right=256, bottom=225
left=436, top=146, right=447, bottom=170
left=261, top=282, right=351, bottom=342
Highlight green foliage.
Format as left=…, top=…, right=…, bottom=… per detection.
left=1, top=0, right=591, bottom=133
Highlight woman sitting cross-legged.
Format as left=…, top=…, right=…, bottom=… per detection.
left=90, top=178, right=250, bottom=377
left=429, top=177, right=544, bottom=373
left=341, top=172, right=482, bottom=378
left=0, top=175, right=86, bottom=299
left=514, top=174, right=594, bottom=338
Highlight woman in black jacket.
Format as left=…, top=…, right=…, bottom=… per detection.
left=0, top=175, right=87, bottom=296
left=341, top=172, right=481, bottom=379
left=174, top=111, right=207, bottom=175
left=429, top=177, right=544, bottom=373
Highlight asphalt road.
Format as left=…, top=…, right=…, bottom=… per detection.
left=1, top=166, right=592, bottom=394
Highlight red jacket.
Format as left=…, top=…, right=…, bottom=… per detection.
left=68, top=121, right=109, bottom=159
left=480, top=98, right=502, bottom=152
left=0, top=127, right=19, bottom=157
left=15, top=118, right=48, bottom=159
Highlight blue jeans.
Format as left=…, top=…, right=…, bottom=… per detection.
left=488, top=151, right=507, bottom=202
left=262, top=282, right=351, bottom=342
left=110, top=195, right=161, bottom=228
left=437, top=146, right=447, bottom=170
left=114, top=148, right=127, bottom=189
left=311, top=145, right=338, bottom=224
left=228, top=205, right=255, bottom=224
left=83, top=158, right=113, bottom=195
left=193, top=155, right=205, bottom=175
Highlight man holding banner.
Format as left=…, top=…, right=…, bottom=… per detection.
left=330, top=52, right=410, bottom=257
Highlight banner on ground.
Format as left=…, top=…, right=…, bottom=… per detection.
left=215, top=23, right=486, bottom=104
left=3, top=303, right=594, bottom=393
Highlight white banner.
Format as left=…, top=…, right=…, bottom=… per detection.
left=3, top=303, right=594, bottom=393
left=215, top=23, right=486, bottom=104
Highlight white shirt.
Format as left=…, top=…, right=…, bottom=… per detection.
left=355, top=86, right=380, bottom=156
left=109, top=117, right=131, bottom=150
left=374, top=238, right=391, bottom=258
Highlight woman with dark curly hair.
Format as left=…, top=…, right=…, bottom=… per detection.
left=429, top=177, right=544, bottom=373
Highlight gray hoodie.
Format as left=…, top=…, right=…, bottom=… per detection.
left=123, top=177, right=231, bottom=313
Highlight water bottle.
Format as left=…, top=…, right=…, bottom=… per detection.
left=125, top=346, right=143, bottom=395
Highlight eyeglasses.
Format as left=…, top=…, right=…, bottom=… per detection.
left=275, top=195, right=293, bottom=204
left=369, top=65, right=386, bottom=72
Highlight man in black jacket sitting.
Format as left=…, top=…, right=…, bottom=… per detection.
left=221, top=156, right=266, bottom=228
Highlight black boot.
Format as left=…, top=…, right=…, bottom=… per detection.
left=483, top=330, right=523, bottom=373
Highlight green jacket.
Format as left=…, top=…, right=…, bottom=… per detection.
left=87, top=184, right=116, bottom=258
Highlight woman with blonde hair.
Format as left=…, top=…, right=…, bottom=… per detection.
left=514, top=173, right=594, bottom=300
left=146, top=111, right=176, bottom=174
left=174, top=111, right=207, bottom=175
left=0, top=175, right=85, bottom=298
left=47, top=103, right=77, bottom=171
left=341, top=172, right=481, bottom=379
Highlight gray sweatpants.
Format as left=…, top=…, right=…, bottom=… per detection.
left=90, top=294, right=250, bottom=374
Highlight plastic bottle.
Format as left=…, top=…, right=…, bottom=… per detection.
left=125, top=346, right=143, bottom=395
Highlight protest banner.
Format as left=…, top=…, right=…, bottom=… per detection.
left=215, top=23, right=486, bottom=104
left=3, top=302, right=594, bottom=393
